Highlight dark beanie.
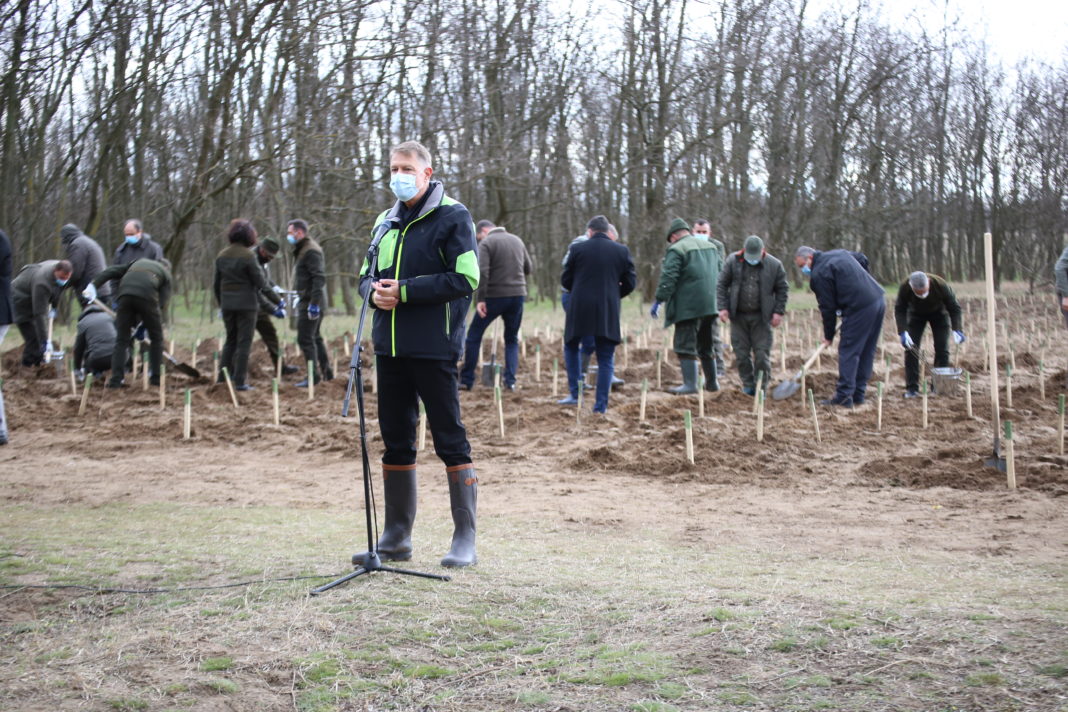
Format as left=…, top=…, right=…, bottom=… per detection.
left=260, top=236, right=280, bottom=255
left=587, top=215, right=610, bottom=233
left=666, top=217, right=690, bottom=241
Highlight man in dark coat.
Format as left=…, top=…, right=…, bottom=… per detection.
left=12, top=260, right=73, bottom=366
left=73, top=302, right=117, bottom=377
left=0, top=229, right=12, bottom=348
left=90, top=258, right=171, bottom=388
left=795, top=246, right=886, bottom=407
left=560, top=214, right=637, bottom=413
left=717, top=236, right=790, bottom=395
left=894, top=271, right=964, bottom=397
left=288, top=218, right=331, bottom=386
left=61, top=223, right=109, bottom=303
left=110, top=219, right=164, bottom=299
left=252, top=236, right=295, bottom=375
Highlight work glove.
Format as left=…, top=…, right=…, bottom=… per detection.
left=48, top=308, right=57, bottom=320
left=649, top=302, right=661, bottom=319
left=953, top=330, right=966, bottom=345
left=900, top=331, right=915, bottom=349
left=272, top=304, right=286, bottom=319
left=272, top=285, right=284, bottom=294
left=134, top=324, right=147, bottom=341
left=43, top=341, right=53, bottom=361
left=82, top=283, right=97, bottom=302
left=307, top=304, right=321, bottom=320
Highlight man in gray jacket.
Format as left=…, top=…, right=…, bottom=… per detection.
left=61, top=223, right=109, bottom=303
left=459, top=222, right=533, bottom=391
left=717, top=236, right=789, bottom=395
left=12, top=260, right=73, bottom=366
left=1056, top=246, right=1068, bottom=329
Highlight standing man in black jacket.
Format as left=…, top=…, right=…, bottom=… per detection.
left=288, top=219, right=331, bottom=386
left=894, top=271, right=964, bottom=397
left=354, top=140, right=480, bottom=568
left=61, top=224, right=109, bottom=305
left=560, top=215, right=637, bottom=413
left=110, top=219, right=164, bottom=300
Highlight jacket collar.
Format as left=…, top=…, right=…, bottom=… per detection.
left=384, top=180, right=445, bottom=226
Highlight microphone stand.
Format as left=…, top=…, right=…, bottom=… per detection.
left=311, top=238, right=450, bottom=595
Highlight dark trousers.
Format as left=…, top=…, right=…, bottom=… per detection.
left=110, top=295, right=164, bottom=385
left=85, top=353, right=112, bottom=376
left=561, top=291, right=595, bottom=356
left=904, top=311, right=951, bottom=391
left=835, top=300, right=886, bottom=403
left=377, top=356, right=472, bottom=467
left=297, top=312, right=329, bottom=381
left=460, top=295, right=524, bottom=387
left=672, top=316, right=714, bottom=361
left=255, top=310, right=283, bottom=367
left=731, top=312, right=773, bottom=391
left=564, top=336, right=616, bottom=412
left=220, top=309, right=257, bottom=386
left=16, top=321, right=43, bottom=366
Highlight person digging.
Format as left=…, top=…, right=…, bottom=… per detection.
left=895, top=270, right=964, bottom=398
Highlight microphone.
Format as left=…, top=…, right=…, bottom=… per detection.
left=367, top=217, right=397, bottom=254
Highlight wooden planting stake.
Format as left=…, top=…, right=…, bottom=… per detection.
left=159, top=363, right=166, bottom=409
left=1005, top=365, right=1013, bottom=409
left=1004, top=420, right=1017, bottom=490
left=520, top=331, right=526, bottom=359
left=221, top=367, right=239, bottom=408
left=212, top=351, right=219, bottom=383
left=640, top=379, right=648, bottom=422
left=884, top=353, right=892, bottom=383
left=1039, top=360, right=1045, bottom=401
left=276, top=352, right=283, bottom=381
left=78, top=373, right=93, bottom=416
left=418, top=401, right=427, bottom=449
left=169, top=338, right=175, bottom=356
left=495, top=385, right=505, bottom=437
left=780, top=341, right=786, bottom=372
left=68, top=357, right=77, bottom=396
left=534, top=345, right=541, bottom=382
left=1058, top=394, right=1065, bottom=456
left=1009, top=346, right=1016, bottom=372
left=756, top=390, right=765, bottom=442
left=965, top=371, right=973, bottom=418
left=808, top=388, right=822, bottom=443
left=753, top=372, right=763, bottom=413
left=192, top=339, right=200, bottom=370
left=656, top=350, right=662, bottom=390
left=272, top=379, right=280, bottom=425
left=983, top=233, right=1002, bottom=450
left=494, top=364, right=501, bottom=390
left=623, top=332, right=629, bottom=369
left=684, top=409, right=694, bottom=464
left=552, top=358, right=558, bottom=397
left=697, top=374, right=705, bottom=418
left=343, top=334, right=351, bottom=357
left=308, top=361, right=315, bottom=400
left=332, top=349, right=339, bottom=382
left=132, top=348, right=140, bottom=384
left=576, top=379, right=584, bottom=423
left=876, top=381, right=884, bottom=431
left=815, top=348, right=822, bottom=371
left=142, top=357, right=149, bottom=391
left=183, top=389, right=192, bottom=439
left=800, top=367, right=807, bottom=411
left=922, top=380, right=928, bottom=429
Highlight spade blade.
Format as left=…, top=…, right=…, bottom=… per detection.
left=771, top=377, right=801, bottom=401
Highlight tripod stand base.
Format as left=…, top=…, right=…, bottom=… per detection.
left=310, top=551, right=451, bottom=595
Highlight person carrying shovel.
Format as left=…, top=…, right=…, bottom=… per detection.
left=895, top=271, right=964, bottom=398
left=11, top=259, right=73, bottom=367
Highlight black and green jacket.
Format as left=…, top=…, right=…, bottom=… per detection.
left=93, top=259, right=172, bottom=313
left=894, top=274, right=962, bottom=332
left=359, top=181, right=478, bottom=360
left=293, top=237, right=326, bottom=307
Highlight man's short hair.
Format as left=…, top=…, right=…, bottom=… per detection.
left=795, top=245, right=816, bottom=259
left=229, top=219, right=257, bottom=247
left=55, top=259, right=73, bottom=275
left=124, top=219, right=143, bottom=232
left=288, top=219, right=308, bottom=235
left=587, top=215, right=610, bottom=232
left=908, top=271, right=929, bottom=290
left=694, top=218, right=710, bottom=227
left=476, top=220, right=495, bottom=232
left=390, top=140, right=432, bottom=167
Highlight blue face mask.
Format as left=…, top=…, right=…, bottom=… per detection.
left=745, top=256, right=760, bottom=266
left=390, top=173, right=419, bottom=202
left=286, top=234, right=298, bottom=246
left=125, top=234, right=141, bottom=246
left=56, top=277, right=68, bottom=287
left=801, top=264, right=811, bottom=275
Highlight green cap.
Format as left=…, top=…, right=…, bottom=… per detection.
left=666, top=217, right=690, bottom=241
left=260, top=236, right=280, bottom=255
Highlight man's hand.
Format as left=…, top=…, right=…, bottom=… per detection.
left=770, top=313, right=783, bottom=328
left=718, top=309, right=730, bottom=323
left=372, top=279, right=400, bottom=311
left=649, top=302, right=661, bottom=319
left=272, top=304, right=286, bottom=319
left=900, top=331, right=915, bottom=349
left=822, top=338, right=833, bottom=348
left=307, top=304, right=321, bottom=320
left=477, top=301, right=487, bottom=318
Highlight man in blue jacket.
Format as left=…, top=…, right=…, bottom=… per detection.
left=355, top=141, right=480, bottom=568
left=795, top=246, right=886, bottom=407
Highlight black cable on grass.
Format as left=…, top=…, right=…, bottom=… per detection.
left=0, top=573, right=345, bottom=595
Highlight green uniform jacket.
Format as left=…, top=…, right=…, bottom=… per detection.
left=212, top=243, right=280, bottom=312
left=293, top=238, right=326, bottom=308
left=893, top=274, right=962, bottom=333
left=255, top=253, right=280, bottom=314
left=12, top=260, right=64, bottom=344
left=654, top=235, right=721, bottom=326
left=93, top=259, right=172, bottom=315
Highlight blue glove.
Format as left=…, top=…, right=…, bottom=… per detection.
left=307, top=304, right=321, bottom=320
left=900, top=331, right=915, bottom=349
left=272, top=304, right=286, bottom=319
left=953, top=330, right=966, bottom=345
left=649, top=302, right=661, bottom=319
left=48, top=308, right=57, bottom=319
left=134, top=324, right=147, bottom=341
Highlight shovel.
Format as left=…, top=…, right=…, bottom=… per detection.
left=772, top=330, right=837, bottom=400
left=43, top=312, right=55, bottom=363
left=91, top=299, right=202, bottom=379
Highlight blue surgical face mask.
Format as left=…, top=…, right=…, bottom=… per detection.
left=745, top=256, right=760, bottom=266
left=125, top=234, right=141, bottom=245
left=286, top=234, right=298, bottom=246
left=390, top=173, right=419, bottom=202
left=801, top=264, right=811, bottom=275
left=56, top=277, right=69, bottom=287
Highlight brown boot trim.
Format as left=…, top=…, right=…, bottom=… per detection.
left=446, top=463, right=477, bottom=485
left=383, top=463, right=417, bottom=472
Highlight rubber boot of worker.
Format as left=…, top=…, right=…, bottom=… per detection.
left=700, top=357, right=720, bottom=392
left=352, top=465, right=417, bottom=565
left=441, top=464, right=477, bottom=568
left=669, top=358, right=699, bottom=394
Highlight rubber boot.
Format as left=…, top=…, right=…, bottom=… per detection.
left=441, top=464, right=477, bottom=568
left=669, top=358, right=699, bottom=394
left=700, top=357, right=719, bottom=392
left=352, top=465, right=417, bottom=565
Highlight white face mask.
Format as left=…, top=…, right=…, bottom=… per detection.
left=390, top=173, right=419, bottom=201
left=914, top=290, right=929, bottom=299
left=745, top=256, right=760, bottom=265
